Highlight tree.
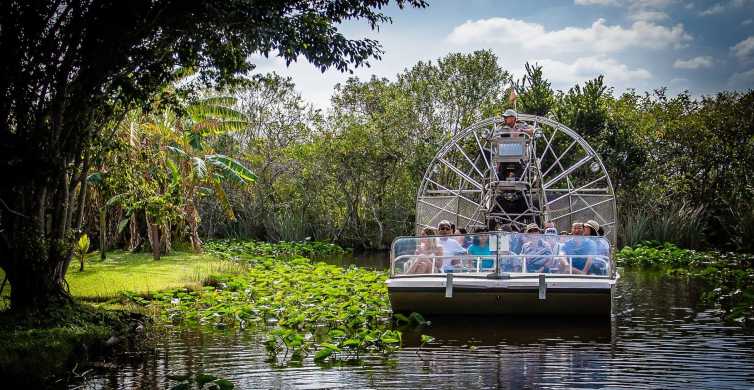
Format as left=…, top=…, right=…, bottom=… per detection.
left=515, top=62, right=555, bottom=116
left=555, top=76, right=610, bottom=139
left=162, top=96, right=256, bottom=253
left=0, top=0, right=427, bottom=313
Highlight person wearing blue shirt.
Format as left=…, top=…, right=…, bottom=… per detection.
left=560, top=236, right=597, bottom=274
left=467, top=233, right=494, bottom=270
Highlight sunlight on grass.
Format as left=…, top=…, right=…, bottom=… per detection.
left=1, top=250, right=242, bottom=303
left=68, top=251, right=236, bottom=300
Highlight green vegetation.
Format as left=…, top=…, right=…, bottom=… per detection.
left=617, top=242, right=754, bottom=328
left=142, top=241, right=399, bottom=366
left=1, top=250, right=239, bottom=303
left=1, top=0, right=426, bottom=314
left=0, top=303, right=145, bottom=386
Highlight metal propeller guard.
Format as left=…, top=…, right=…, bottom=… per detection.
left=415, top=114, right=617, bottom=244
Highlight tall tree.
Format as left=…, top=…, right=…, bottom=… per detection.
left=0, top=0, right=426, bottom=313
left=515, top=62, right=555, bottom=116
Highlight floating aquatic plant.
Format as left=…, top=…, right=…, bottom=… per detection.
left=147, top=241, right=400, bottom=366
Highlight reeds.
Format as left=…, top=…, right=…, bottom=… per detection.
left=619, top=202, right=706, bottom=249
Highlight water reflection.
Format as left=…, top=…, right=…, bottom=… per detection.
left=75, top=255, right=754, bottom=389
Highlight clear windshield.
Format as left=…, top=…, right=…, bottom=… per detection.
left=391, top=232, right=611, bottom=277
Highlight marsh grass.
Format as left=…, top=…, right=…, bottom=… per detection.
left=619, top=203, right=706, bottom=249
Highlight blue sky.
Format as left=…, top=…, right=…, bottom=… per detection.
left=253, top=0, right=754, bottom=108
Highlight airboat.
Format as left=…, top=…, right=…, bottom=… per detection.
left=387, top=113, right=618, bottom=317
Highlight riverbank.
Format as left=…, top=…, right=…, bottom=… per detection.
left=617, top=242, right=754, bottom=328
left=0, top=240, right=353, bottom=386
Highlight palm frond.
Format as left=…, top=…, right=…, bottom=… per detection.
left=200, top=96, right=238, bottom=107
left=166, top=145, right=188, bottom=159
left=186, top=103, right=245, bottom=123
left=205, top=154, right=256, bottom=185
left=192, top=156, right=208, bottom=179
left=206, top=120, right=248, bottom=135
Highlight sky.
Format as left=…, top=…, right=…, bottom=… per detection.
left=252, top=0, right=754, bottom=109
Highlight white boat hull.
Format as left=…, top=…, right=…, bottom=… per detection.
left=387, top=275, right=617, bottom=317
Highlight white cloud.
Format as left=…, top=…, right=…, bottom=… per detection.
left=700, top=0, right=753, bottom=16
left=700, top=3, right=726, bottom=15
left=533, top=56, right=652, bottom=84
left=574, top=0, right=618, bottom=5
left=732, top=36, right=754, bottom=60
left=728, top=68, right=754, bottom=85
left=447, top=18, right=692, bottom=53
left=629, top=10, right=669, bottom=21
left=743, top=19, right=753, bottom=25
left=673, top=56, right=714, bottom=69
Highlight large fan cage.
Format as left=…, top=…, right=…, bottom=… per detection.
left=415, top=114, right=618, bottom=245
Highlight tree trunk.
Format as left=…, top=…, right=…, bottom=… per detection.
left=150, top=224, right=161, bottom=260
left=2, top=233, right=73, bottom=313
left=128, top=214, right=141, bottom=252
left=187, top=203, right=202, bottom=253
left=145, top=214, right=161, bottom=260
left=162, top=220, right=172, bottom=254
left=99, top=207, right=107, bottom=260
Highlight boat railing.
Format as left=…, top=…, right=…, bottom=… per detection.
left=392, top=254, right=611, bottom=277
left=391, top=232, right=613, bottom=278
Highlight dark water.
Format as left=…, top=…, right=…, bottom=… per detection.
left=75, top=254, right=754, bottom=389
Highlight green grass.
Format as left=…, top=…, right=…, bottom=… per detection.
left=1, top=250, right=243, bottom=302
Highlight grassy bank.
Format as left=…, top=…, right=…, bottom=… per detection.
left=0, top=247, right=245, bottom=385
left=0, top=250, right=243, bottom=305
left=617, top=242, right=754, bottom=328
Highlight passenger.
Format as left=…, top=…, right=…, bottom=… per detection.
left=457, top=227, right=472, bottom=248
left=468, top=232, right=495, bottom=271
left=571, top=222, right=584, bottom=236
left=408, top=227, right=443, bottom=274
left=437, top=220, right=466, bottom=272
left=505, top=223, right=523, bottom=255
left=521, top=224, right=555, bottom=273
left=560, top=226, right=597, bottom=275
left=584, top=220, right=608, bottom=275
left=543, top=221, right=557, bottom=235
left=541, top=225, right=564, bottom=273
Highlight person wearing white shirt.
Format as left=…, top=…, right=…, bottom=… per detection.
left=436, top=220, right=467, bottom=271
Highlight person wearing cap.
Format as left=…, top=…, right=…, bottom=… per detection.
left=436, top=220, right=467, bottom=272
left=520, top=223, right=556, bottom=272
left=502, top=109, right=533, bottom=137
left=583, top=220, right=609, bottom=275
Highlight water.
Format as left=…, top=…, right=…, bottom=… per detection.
left=76, top=255, right=754, bottom=389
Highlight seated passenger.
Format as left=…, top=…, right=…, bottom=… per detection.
left=467, top=232, right=495, bottom=270
left=560, top=228, right=597, bottom=275
left=456, top=228, right=472, bottom=248
left=571, top=222, right=584, bottom=236
left=408, top=227, right=442, bottom=274
left=437, top=220, right=467, bottom=272
left=520, top=224, right=556, bottom=273
left=583, top=220, right=608, bottom=275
